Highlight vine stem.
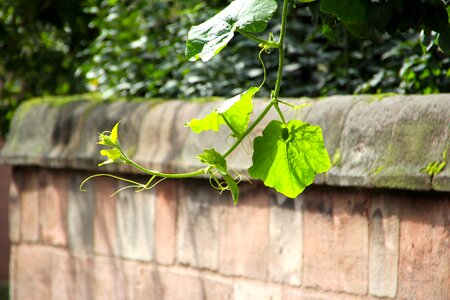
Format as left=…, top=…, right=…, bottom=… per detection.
left=223, top=0, right=290, bottom=158
left=272, top=0, right=289, bottom=123
left=236, top=29, right=279, bottom=48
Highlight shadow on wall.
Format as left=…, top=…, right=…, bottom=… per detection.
left=0, top=138, right=11, bottom=286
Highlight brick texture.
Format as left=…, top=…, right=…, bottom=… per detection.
left=93, top=257, right=134, bottom=300
left=20, top=168, right=40, bottom=242
left=269, top=195, right=303, bottom=286
left=39, top=169, right=69, bottom=246
left=67, top=173, right=95, bottom=254
left=135, top=264, right=162, bottom=299
left=219, top=185, right=270, bottom=280
left=8, top=171, right=20, bottom=243
left=116, top=183, right=155, bottom=261
left=177, top=180, right=220, bottom=270
left=50, top=249, right=76, bottom=300
left=398, top=193, right=450, bottom=299
left=234, top=281, right=282, bottom=300
left=75, top=255, right=95, bottom=299
left=155, top=180, right=177, bottom=265
left=369, top=193, right=400, bottom=298
left=0, top=159, right=11, bottom=282
left=303, top=187, right=369, bottom=295
left=94, top=176, right=117, bottom=256
left=158, top=268, right=233, bottom=300
left=15, top=245, right=51, bottom=300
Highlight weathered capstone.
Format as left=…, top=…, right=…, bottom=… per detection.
left=1, top=93, right=449, bottom=192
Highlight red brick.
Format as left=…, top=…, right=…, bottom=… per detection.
left=9, top=245, right=17, bottom=300
left=160, top=269, right=203, bottom=300
left=234, top=281, right=282, bottom=300
left=269, top=196, right=303, bottom=286
left=50, top=249, right=76, bottom=300
left=116, top=185, right=155, bottom=261
left=158, top=268, right=232, bottom=300
left=155, top=180, right=177, bottom=265
left=369, top=193, right=400, bottom=298
left=15, top=245, right=51, bottom=300
left=94, top=177, right=117, bottom=256
left=303, top=187, right=369, bottom=295
left=219, top=185, right=270, bottom=280
left=39, top=169, right=69, bottom=246
left=0, top=163, right=10, bottom=280
left=20, top=168, right=40, bottom=242
left=134, top=264, right=162, bottom=299
left=177, top=181, right=220, bottom=270
left=8, top=173, right=20, bottom=243
left=282, top=287, right=363, bottom=300
left=94, top=256, right=134, bottom=300
left=75, top=255, right=94, bottom=299
left=398, top=194, right=450, bottom=299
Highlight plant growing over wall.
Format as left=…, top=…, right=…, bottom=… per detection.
left=83, top=0, right=450, bottom=204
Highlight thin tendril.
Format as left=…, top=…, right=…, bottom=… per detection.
left=80, top=173, right=143, bottom=192
left=258, top=48, right=267, bottom=90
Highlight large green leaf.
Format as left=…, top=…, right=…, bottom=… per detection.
left=185, top=0, right=278, bottom=61
left=249, top=120, right=331, bottom=198
left=185, top=87, right=258, bottom=137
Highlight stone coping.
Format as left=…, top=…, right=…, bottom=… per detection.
left=1, top=94, right=449, bottom=192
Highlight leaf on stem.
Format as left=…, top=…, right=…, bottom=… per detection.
left=98, top=121, right=126, bottom=166
left=198, top=149, right=240, bottom=204
left=185, top=87, right=259, bottom=138
left=185, top=0, right=278, bottom=61
left=249, top=120, right=331, bottom=198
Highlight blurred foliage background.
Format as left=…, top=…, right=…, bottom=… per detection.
left=1, top=0, right=449, bottom=138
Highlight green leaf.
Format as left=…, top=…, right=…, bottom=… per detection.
left=185, top=111, right=225, bottom=134
left=185, top=0, right=278, bottom=61
left=198, top=149, right=228, bottom=174
left=99, top=148, right=124, bottom=166
left=320, top=0, right=368, bottom=25
left=198, top=149, right=239, bottom=204
left=185, top=87, right=258, bottom=137
left=98, top=121, right=120, bottom=146
left=249, top=120, right=331, bottom=198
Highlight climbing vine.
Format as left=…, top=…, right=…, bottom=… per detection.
left=82, top=0, right=450, bottom=204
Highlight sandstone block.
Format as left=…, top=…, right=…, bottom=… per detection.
left=234, top=281, right=282, bottom=300
left=155, top=180, right=177, bottom=265
left=116, top=182, right=155, bottom=261
left=177, top=180, right=220, bottom=270
left=369, top=192, right=400, bottom=298
left=94, top=176, right=117, bottom=256
left=15, top=245, right=51, bottom=300
left=303, top=187, right=369, bottom=295
left=67, top=173, right=94, bottom=254
left=20, top=168, right=40, bottom=242
left=50, top=249, right=76, bottom=300
left=39, top=169, right=69, bottom=246
left=398, top=194, right=450, bottom=299
left=9, top=171, right=20, bottom=243
left=219, top=185, right=270, bottom=280
left=269, top=194, right=303, bottom=286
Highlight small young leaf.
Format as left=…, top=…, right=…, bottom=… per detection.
left=185, top=0, right=278, bottom=61
left=198, top=149, right=228, bottom=174
left=249, top=120, right=331, bottom=198
left=185, top=87, right=258, bottom=137
left=98, top=121, right=120, bottom=146
left=99, top=148, right=124, bottom=166
left=197, top=149, right=240, bottom=204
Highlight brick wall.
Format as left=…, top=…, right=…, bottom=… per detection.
left=0, top=138, right=11, bottom=284
left=7, top=167, right=450, bottom=299
left=1, top=94, right=449, bottom=299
